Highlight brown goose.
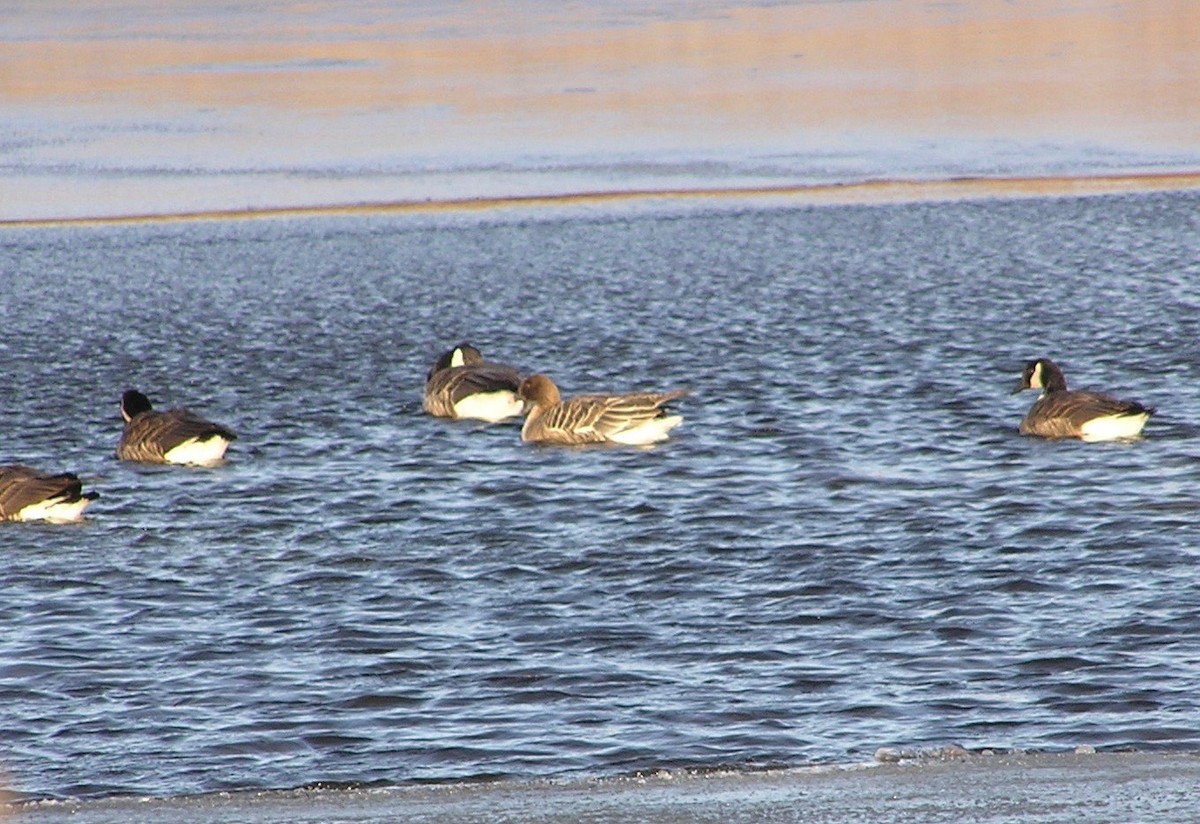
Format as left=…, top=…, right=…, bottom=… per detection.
left=117, top=389, right=237, bottom=465
left=0, top=465, right=98, bottom=523
left=518, top=373, right=686, bottom=445
left=1013, top=358, right=1154, bottom=441
left=423, top=343, right=524, bottom=422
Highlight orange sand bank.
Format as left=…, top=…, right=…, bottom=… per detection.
left=3, top=171, right=1200, bottom=229
left=1, top=0, right=1198, bottom=221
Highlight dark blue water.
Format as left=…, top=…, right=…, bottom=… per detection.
left=3, top=191, right=1200, bottom=802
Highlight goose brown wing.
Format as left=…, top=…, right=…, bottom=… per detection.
left=423, top=369, right=459, bottom=416
left=0, top=465, right=84, bottom=519
left=1050, top=390, right=1148, bottom=424
left=589, top=390, right=687, bottom=437
left=160, top=409, right=236, bottom=448
left=445, top=364, right=522, bottom=405
left=119, top=409, right=235, bottom=461
left=534, top=397, right=611, bottom=442
left=425, top=363, right=521, bottom=416
left=1022, top=389, right=1149, bottom=438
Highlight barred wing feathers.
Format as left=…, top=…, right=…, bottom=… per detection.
left=118, top=409, right=237, bottom=464
left=0, top=465, right=97, bottom=522
left=424, top=363, right=522, bottom=418
left=1021, top=390, right=1154, bottom=440
left=525, top=388, right=687, bottom=445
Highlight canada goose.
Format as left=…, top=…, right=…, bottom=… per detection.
left=518, top=373, right=686, bottom=445
left=1013, top=358, right=1154, bottom=441
left=117, top=389, right=237, bottom=465
left=423, top=343, right=524, bottom=422
left=0, top=465, right=98, bottom=523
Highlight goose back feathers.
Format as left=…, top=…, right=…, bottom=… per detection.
left=0, top=465, right=98, bottom=523
left=1014, top=358, right=1154, bottom=441
left=117, top=390, right=237, bottom=465
left=518, top=373, right=686, bottom=445
left=424, top=344, right=524, bottom=422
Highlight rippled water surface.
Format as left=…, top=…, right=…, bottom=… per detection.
left=3, top=192, right=1200, bottom=801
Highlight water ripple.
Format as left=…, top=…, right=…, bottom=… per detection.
left=2, top=192, right=1200, bottom=800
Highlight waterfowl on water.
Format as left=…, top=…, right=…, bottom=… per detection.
left=0, top=465, right=98, bottom=523
left=117, top=389, right=237, bottom=465
left=1012, top=358, right=1154, bottom=442
left=423, top=343, right=524, bottom=423
left=518, top=373, right=686, bottom=446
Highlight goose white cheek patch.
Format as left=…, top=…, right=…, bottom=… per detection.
left=1029, top=361, right=1043, bottom=389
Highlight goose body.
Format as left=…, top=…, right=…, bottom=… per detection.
left=424, top=344, right=524, bottom=423
left=117, top=390, right=237, bottom=465
left=518, top=373, right=686, bottom=446
left=1013, top=358, right=1153, bottom=442
left=0, top=465, right=98, bottom=523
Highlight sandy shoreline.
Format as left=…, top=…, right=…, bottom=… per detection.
left=3, top=0, right=1198, bottom=223
left=11, top=751, right=1200, bottom=823
left=3, top=170, right=1200, bottom=229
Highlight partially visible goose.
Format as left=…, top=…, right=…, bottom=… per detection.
left=117, top=389, right=237, bottom=465
left=0, top=465, right=98, bottom=523
left=1013, top=358, right=1154, bottom=441
left=423, top=343, right=524, bottom=423
left=518, top=373, right=686, bottom=445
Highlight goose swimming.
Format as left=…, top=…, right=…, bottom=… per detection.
left=117, top=389, right=237, bottom=465
left=1013, top=358, right=1153, bottom=442
left=518, top=373, right=686, bottom=446
left=0, top=464, right=98, bottom=523
left=423, top=343, right=524, bottom=423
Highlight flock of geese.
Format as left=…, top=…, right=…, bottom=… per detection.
left=0, top=346, right=1154, bottom=525
left=422, top=344, right=687, bottom=445
left=0, top=389, right=238, bottom=525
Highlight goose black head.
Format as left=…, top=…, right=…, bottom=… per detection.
left=120, top=389, right=154, bottom=422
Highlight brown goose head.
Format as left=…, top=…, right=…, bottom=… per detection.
left=518, top=374, right=562, bottom=411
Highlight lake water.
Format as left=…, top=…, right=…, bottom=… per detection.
left=3, top=189, right=1200, bottom=802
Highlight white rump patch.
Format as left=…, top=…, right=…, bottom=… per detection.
left=164, top=436, right=233, bottom=466
left=16, top=497, right=94, bottom=523
left=1079, top=412, right=1150, bottom=442
left=454, top=391, right=524, bottom=423
left=607, top=415, right=683, bottom=445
